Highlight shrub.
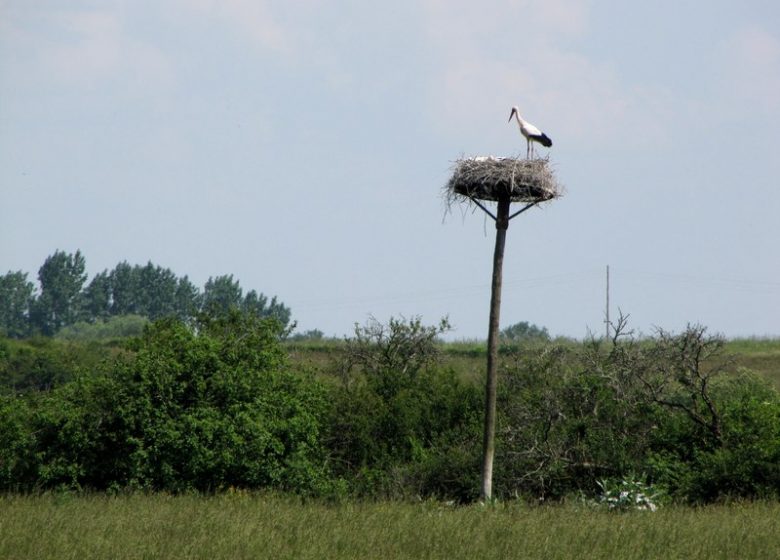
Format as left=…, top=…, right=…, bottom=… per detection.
left=1, top=311, right=334, bottom=494
left=495, top=324, right=780, bottom=503
left=649, top=372, right=780, bottom=502
left=0, top=393, right=36, bottom=488
left=325, top=316, right=482, bottom=500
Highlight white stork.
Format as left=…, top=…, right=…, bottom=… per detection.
left=508, top=106, right=552, bottom=158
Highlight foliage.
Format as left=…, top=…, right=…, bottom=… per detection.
left=203, top=275, right=291, bottom=326
left=289, top=328, right=325, bottom=342
left=326, top=316, right=482, bottom=501
left=0, top=393, right=36, bottom=488
left=0, top=336, right=111, bottom=392
left=2, top=311, right=780, bottom=503
left=648, top=372, right=780, bottom=502
left=501, top=321, right=550, bottom=343
left=0, top=312, right=331, bottom=494
left=496, top=338, right=657, bottom=499
left=30, top=250, right=87, bottom=335
left=54, top=315, right=149, bottom=342
left=495, top=322, right=780, bottom=502
left=0, top=271, right=34, bottom=338
left=102, top=261, right=201, bottom=321
left=0, top=251, right=291, bottom=338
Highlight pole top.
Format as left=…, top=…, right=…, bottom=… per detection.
left=445, top=156, right=562, bottom=205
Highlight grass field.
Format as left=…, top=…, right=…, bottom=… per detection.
left=286, top=337, right=780, bottom=389
left=1, top=493, right=779, bottom=560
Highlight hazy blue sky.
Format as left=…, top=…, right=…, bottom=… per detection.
left=2, top=1, right=779, bottom=339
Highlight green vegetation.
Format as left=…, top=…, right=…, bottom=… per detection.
left=1, top=312, right=331, bottom=495
left=0, top=250, right=291, bottom=338
left=1, top=312, right=780, bottom=558
left=1, top=494, right=779, bottom=560
left=501, top=320, right=551, bottom=342
left=725, top=338, right=780, bottom=389
left=1, top=313, right=780, bottom=505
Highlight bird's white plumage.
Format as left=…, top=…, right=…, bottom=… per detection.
left=520, top=121, right=542, bottom=137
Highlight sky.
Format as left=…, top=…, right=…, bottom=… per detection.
left=1, top=0, right=779, bottom=340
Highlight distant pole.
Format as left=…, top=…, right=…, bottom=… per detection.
left=481, top=193, right=510, bottom=501
left=605, top=265, right=610, bottom=339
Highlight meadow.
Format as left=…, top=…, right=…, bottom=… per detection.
left=2, top=493, right=779, bottom=560
left=286, top=336, right=780, bottom=389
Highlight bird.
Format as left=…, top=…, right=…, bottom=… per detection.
left=508, top=106, right=552, bottom=158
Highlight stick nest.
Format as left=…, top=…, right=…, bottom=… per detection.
left=445, top=156, right=562, bottom=204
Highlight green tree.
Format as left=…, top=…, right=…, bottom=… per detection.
left=108, top=261, right=139, bottom=316
left=137, top=262, right=178, bottom=320
left=202, top=275, right=243, bottom=315
left=0, top=271, right=34, bottom=338
left=174, top=275, right=202, bottom=322
left=243, top=290, right=291, bottom=326
left=501, top=321, right=550, bottom=342
left=30, top=250, right=87, bottom=335
left=81, top=270, right=111, bottom=321
left=201, top=276, right=289, bottom=325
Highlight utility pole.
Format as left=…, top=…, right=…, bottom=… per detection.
left=605, top=265, right=610, bottom=339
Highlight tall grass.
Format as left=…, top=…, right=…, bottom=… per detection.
left=2, top=494, right=779, bottom=560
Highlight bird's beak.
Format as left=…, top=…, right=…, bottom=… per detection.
left=508, top=108, right=516, bottom=122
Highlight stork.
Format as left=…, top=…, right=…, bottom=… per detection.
left=508, top=106, right=552, bottom=158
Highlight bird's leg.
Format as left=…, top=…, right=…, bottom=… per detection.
left=526, top=140, right=530, bottom=159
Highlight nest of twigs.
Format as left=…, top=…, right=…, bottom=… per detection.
left=444, top=156, right=562, bottom=205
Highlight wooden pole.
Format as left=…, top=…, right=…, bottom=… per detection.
left=481, top=193, right=510, bottom=501
left=605, top=265, right=610, bottom=339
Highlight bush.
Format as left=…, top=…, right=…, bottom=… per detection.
left=0, top=393, right=36, bottom=488
left=649, top=372, right=780, bottom=502
left=495, top=324, right=780, bottom=503
left=0, top=336, right=111, bottom=392
left=325, top=317, right=482, bottom=500
left=2, top=316, right=779, bottom=503
left=495, top=340, right=657, bottom=499
left=0, top=312, right=334, bottom=494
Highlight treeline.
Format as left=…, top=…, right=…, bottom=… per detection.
left=0, top=250, right=290, bottom=337
left=1, top=314, right=780, bottom=503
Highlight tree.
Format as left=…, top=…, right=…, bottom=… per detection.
left=81, top=270, right=112, bottom=321
left=7, top=252, right=291, bottom=335
left=137, top=262, right=178, bottom=320
left=108, top=261, right=139, bottom=316
left=243, top=290, right=291, bottom=327
left=202, top=274, right=243, bottom=315
left=30, top=250, right=87, bottom=335
left=0, top=271, right=34, bottom=338
left=501, top=321, right=550, bottom=343
left=174, top=276, right=202, bottom=322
